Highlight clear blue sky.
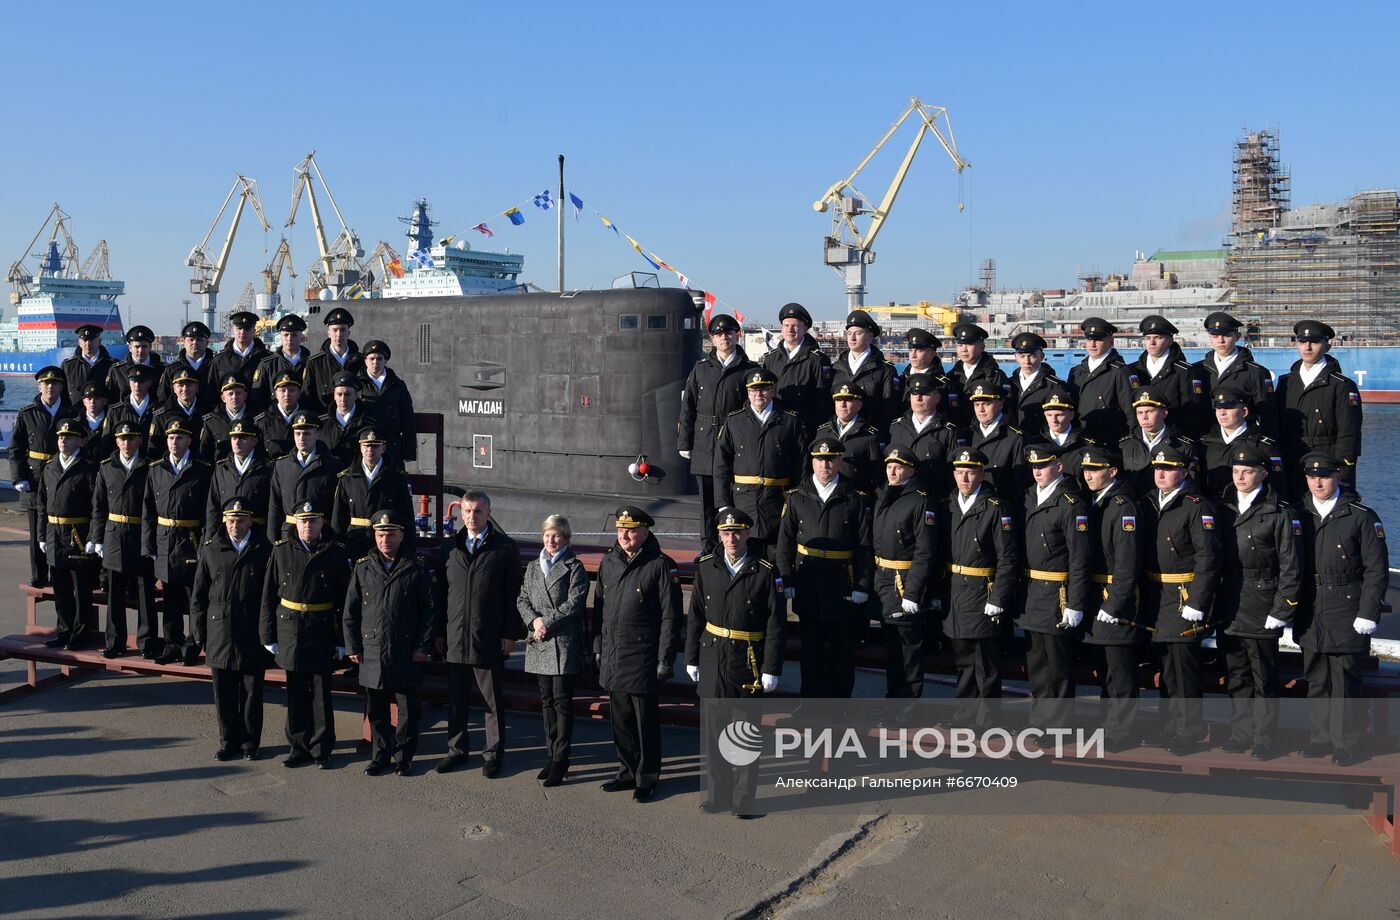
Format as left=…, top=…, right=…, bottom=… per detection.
left=1, top=1, right=1395, bottom=333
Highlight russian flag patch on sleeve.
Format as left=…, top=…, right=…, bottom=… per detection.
left=1122, top=515, right=1136, bottom=532
left=1000, top=516, right=1013, bottom=532
left=1377, top=522, right=1387, bottom=540
left=924, top=509, right=937, bottom=525
left=1075, top=515, right=1089, bottom=532
left=1349, top=392, right=1361, bottom=404
left=1201, top=514, right=1215, bottom=530
left=1292, top=518, right=1302, bottom=536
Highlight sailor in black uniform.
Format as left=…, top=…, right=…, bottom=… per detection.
left=199, top=374, right=255, bottom=464
left=1069, top=317, right=1135, bottom=443
left=204, top=420, right=273, bottom=543
left=251, top=314, right=311, bottom=414
left=963, top=382, right=1025, bottom=503
left=91, top=421, right=158, bottom=658
left=1118, top=385, right=1199, bottom=498
left=814, top=382, right=886, bottom=498
left=105, top=363, right=158, bottom=442
left=143, top=417, right=214, bottom=666
left=357, top=340, right=417, bottom=467
left=1277, top=320, right=1363, bottom=498
left=209, top=310, right=270, bottom=391
left=762, top=302, right=832, bottom=439
left=77, top=382, right=115, bottom=462
left=105, top=325, right=164, bottom=398
left=150, top=368, right=206, bottom=459
left=1184, top=311, right=1279, bottom=439
left=38, top=418, right=98, bottom=649
left=1036, top=388, right=1095, bottom=484
left=829, top=309, right=900, bottom=435
left=318, top=371, right=376, bottom=465
left=714, top=367, right=805, bottom=561
left=331, top=426, right=415, bottom=559
left=1198, top=387, right=1283, bottom=497
left=10, top=365, right=76, bottom=587
left=157, top=321, right=217, bottom=412
left=886, top=373, right=963, bottom=501
left=1127, top=315, right=1193, bottom=414
left=1008, top=331, right=1069, bottom=433
left=62, top=323, right=115, bottom=403
left=871, top=447, right=937, bottom=699
left=255, top=372, right=304, bottom=460
left=302, top=307, right=362, bottom=415
left=269, top=411, right=345, bottom=541
left=945, top=322, right=1009, bottom=429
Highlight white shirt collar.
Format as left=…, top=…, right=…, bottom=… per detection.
left=1297, top=361, right=1326, bottom=388
left=277, top=403, right=297, bottom=421
left=41, top=399, right=61, bottom=417
left=1145, top=353, right=1168, bottom=377
left=1036, top=477, right=1064, bottom=506
left=1220, top=424, right=1248, bottom=445
left=129, top=395, right=150, bottom=414
left=329, top=345, right=350, bottom=366
left=724, top=553, right=749, bottom=577
left=296, top=449, right=317, bottom=468
left=911, top=413, right=934, bottom=434
left=813, top=475, right=839, bottom=503
left=1312, top=488, right=1341, bottom=520
left=232, top=453, right=254, bottom=476
left=1094, top=481, right=1118, bottom=505
left=784, top=341, right=802, bottom=359
left=362, top=459, right=383, bottom=481
left=58, top=450, right=80, bottom=470
left=751, top=403, right=774, bottom=425
left=186, top=351, right=206, bottom=369
left=177, top=401, right=197, bottom=416
left=1214, top=350, right=1239, bottom=373
left=335, top=406, right=357, bottom=426
left=1236, top=486, right=1262, bottom=513
left=716, top=350, right=737, bottom=368
left=1157, top=487, right=1182, bottom=509
left=225, top=407, right=246, bottom=421
left=978, top=415, right=1002, bottom=437
left=1018, top=368, right=1040, bottom=388
left=283, top=350, right=302, bottom=366
left=368, top=372, right=387, bottom=390
left=1049, top=427, right=1072, bottom=446
left=82, top=352, right=100, bottom=367
left=960, top=360, right=980, bottom=379
left=1142, top=427, right=1167, bottom=450
left=118, top=451, right=140, bottom=471
left=86, top=412, right=104, bottom=428
left=846, top=349, right=870, bottom=373
left=233, top=342, right=254, bottom=358
left=835, top=418, right=859, bottom=439
left=1087, top=353, right=1107, bottom=373
left=957, top=486, right=981, bottom=515
left=170, top=450, right=191, bottom=472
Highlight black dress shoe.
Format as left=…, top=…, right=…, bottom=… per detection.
left=433, top=754, right=467, bottom=774
left=101, top=647, right=122, bottom=659
left=1140, top=726, right=1175, bottom=748
left=140, top=647, right=160, bottom=660
left=601, top=777, right=635, bottom=793
left=364, top=760, right=389, bottom=776
left=214, top=748, right=237, bottom=761
left=153, top=648, right=180, bottom=665
left=1299, top=741, right=1332, bottom=759
left=314, top=756, right=330, bottom=770
left=63, top=638, right=88, bottom=651
left=182, top=648, right=201, bottom=667
left=282, top=752, right=313, bottom=768
left=537, top=763, right=553, bottom=781
left=396, top=760, right=412, bottom=777
left=1166, top=736, right=1197, bottom=757
left=244, top=749, right=259, bottom=761
left=1219, top=737, right=1252, bottom=754
left=735, top=813, right=762, bottom=820
left=1251, top=744, right=1277, bottom=761
left=44, top=636, right=69, bottom=649
left=541, top=762, right=568, bottom=788
left=632, top=786, right=655, bottom=803
left=1332, top=749, right=1363, bottom=767
left=698, top=802, right=727, bottom=814
left=481, top=758, right=501, bottom=779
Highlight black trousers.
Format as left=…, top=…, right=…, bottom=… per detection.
left=284, top=669, right=335, bottom=758
left=27, top=507, right=48, bottom=585
left=702, top=700, right=759, bottom=812
left=161, top=581, right=195, bottom=653
left=212, top=668, right=264, bottom=752
left=1221, top=634, right=1281, bottom=746
left=1304, top=649, right=1366, bottom=752
left=536, top=674, right=577, bottom=766
left=106, top=562, right=158, bottom=653
left=696, top=474, right=718, bottom=553
left=798, top=616, right=856, bottom=698
left=1092, top=644, right=1139, bottom=743
left=882, top=619, right=925, bottom=699
left=51, top=560, right=94, bottom=643
left=1158, top=641, right=1203, bottom=740
left=949, top=636, right=1002, bottom=705
left=365, top=687, right=420, bottom=764
left=1026, top=630, right=1075, bottom=730
left=446, top=663, right=506, bottom=760
left=609, top=690, right=661, bottom=788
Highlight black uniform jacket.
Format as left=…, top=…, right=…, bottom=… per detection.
left=1081, top=481, right=1141, bottom=646
left=678, top=347, right=755, bottom=478
left=268, top=450, right=346, bottom=538
left=762, top=334, right=833, bottom=438
left=1197, top=424, right=1282, bottom=498
left=204, top=455, right=274, bottom=543
left=63, top=346, right=115, bottom=401
left=78, top=413, right=115, bottom=462
left=10, top=396, right=77, bottom=508
left=964, top=419, right=1026, bottom=503
left=714, top=406, right=805, bottom=541
left=259, top=535, right=353, bottom=672
left=251, top=347, right=311, bottom=412
left=1118, top=428, right=1200, bottom=499
left=254, top=405, right=300, bottom=460
left=157, top=350, right=217, bottom=412
left=685, top=550, right=785, bottom=697
left=318, top=404, right=377, bottom=466
left=91, top=454, right=150, bottom=571
left=331, top=462, right=416, bottom=559
left=946, top=353, right=1010, bottom=428
left=38, top=452, right=98, bottom=566
left=198, top=408, right=255, bottom=464
left=776, top=478, right=873, bottom=623
left=871, top=477, right=938, bottom=617
left=937, top=487, right=1020, bottom=641
left=106, top=355, right=165, bottom=401
left=142, top=454, right=213, bottom=585
left=1296, top=493, right=1388, bottom=654
left=1126, top=344, right=1194, bottom=415
left=1217, top=484, right=1303, bottom=639
left=1185, top=347, right=1278, bottom=439
left=885, top=412, right=964, bottom=500
left=209, top=340, right=270, bottom=392
left=149, top=401, right=205, bottom=459
left=302, top=342, right=364, bottom=415
left=1069, top=349, right=1135, bottom=443
left=1137, top=487, right=1222, bottom=643
left=1008, top=365, right=1071, bottom=433
left=193, top=531, right=274, bottom=671
left=440, top=525, right=524, bottom=668
left=815, top=416, right=885, bottom=497
left=830, top=346, right=901, bottom=435
left=593, top=533, right=683, bottom=695
left=344, top=551, right=438, bottom=690
left=1277, top=355, right=1362, bottom=491
left=357, top=367, right=418, bottom=463
left=1018, top=480, right=1093, bottom=635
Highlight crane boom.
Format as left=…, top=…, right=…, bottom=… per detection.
left=814, top=96, right=970, bottom=310
left=285, top=151, right=363, bottom=305
left=188, top=174, right=271, bottom=331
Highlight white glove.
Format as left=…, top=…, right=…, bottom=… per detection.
left=679, top=450, right=691, bottom=460
left=95, top=544, right=104, bottom=558
left=38, top=542, right=45, bottom=553
left=84, top=542, right=96, bottom=554
left=846, top=590, right=869, bottom=605
left=1354, top=618, right=1378, bottom=636
left=984, top=603, right=1003, bottom=619
left=1264, top=615, right=1288, bottom=630
left=1096, top=609, right=1119, bottom=625
left=1060, top=608, right=1084, bottom=628
left=760, top=673, right=780, bottom=693
left=686, top=664, right=700, bottom=683
left=336, top=646, right=347, bottom=658
left=264, top=643, right=279, bottom=654
left=1181, top=605, right=1206, bottom=623
left=900, top=598, right=920, bottom=616
left=783, top=587, right=795, bottom=600
left=14, top=481, right=30, bottom=493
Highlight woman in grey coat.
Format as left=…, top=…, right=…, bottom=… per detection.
left=518, top=514, right=590, bottom=786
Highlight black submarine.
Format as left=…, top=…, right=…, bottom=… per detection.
left=325, top=285, right=706, bottom=541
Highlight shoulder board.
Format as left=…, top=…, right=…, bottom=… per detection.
left=274, top=452, right=290, bottom=461
left=1354, top=502, right=1377, bottom=513
left=862, top=424, right=881, bottom=435
left=784, top=487, right=799, bottom=497
left=1331, top=373, right=1349, bottom=383
left=337, top=468, right=351, bottom=477
left=1173, top=360, right=1190, bottom=370
left=696, top=552, right=715, bottom=562
left=1178, top=436, right=1196, bottom=445
left=1063, top=493, right=1078, bottom=504
left=273, top=538, right=289, bottom=546
left=1258, top=435, right=1276, bottom=445
left=101, top=456, right=115, bottom=465
left=855, top=489, right=868, bottom=498
left=987, top=496, right=1000, bottom=506
left=356, top=555, right=373, bottom=564
left=202, top=538, right=215, bottom=546
left=1117, top=435, right=1135, bottom=445
left=1186, top=495, right=1202, bottom=503
left=1007, top=426, right=1022, bottom=435
left=915, top=489, right=927, bottom=497
left=757, top=558, right=774, bottom=569
left=725, top=408, right=746, bottom=418
left=782, top=409, right=800, bottom=418
left=201, top=411, right=218, bottom=421
left=1114, top=494, right=1128, bottom=505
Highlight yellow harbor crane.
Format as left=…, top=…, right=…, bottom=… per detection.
left=286, top=150, right=363, bottom=306
left=187, top=175, right=271, bottom=332
left=864, top=301, right=963, bottom=336
left=256, top=235, right=296, bottom=320
left=814, top=96, right=971, bottom=311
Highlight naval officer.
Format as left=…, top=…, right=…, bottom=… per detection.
left=11, top=365, right=77, bottom=588
left=1277, top=320, right=1363, bottom=498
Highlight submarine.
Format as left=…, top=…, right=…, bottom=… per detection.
left=324, top=286, right=706, bottom=542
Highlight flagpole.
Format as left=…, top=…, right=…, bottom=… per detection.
left=557, top=154, right=565, bottom=292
